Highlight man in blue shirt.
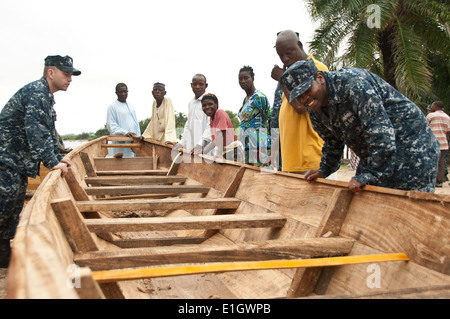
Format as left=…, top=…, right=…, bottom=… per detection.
left=0, top=55, right=81, bottom=267
left=281, top=59, right=439, bottom=193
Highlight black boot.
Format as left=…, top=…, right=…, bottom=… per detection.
left=0, top=239, right=11, bottom=268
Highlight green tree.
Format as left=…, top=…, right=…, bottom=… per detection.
left=175, top=112, right=187, bottom=128
left=139, top=118, right=150, bottom=134
left=175, top=112, right=187, bottom=139
left=226, top=110, right=240, bottom=129
left=306, top=0, right=449, bottom=107
left=89, top=125, right=109, bottom=141
left=427, top=50, right=450, bottom=107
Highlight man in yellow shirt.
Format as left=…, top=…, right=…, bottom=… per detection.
left=141, top=83, right=177, bottom=143
left=272, top=30, right=327, bottom=173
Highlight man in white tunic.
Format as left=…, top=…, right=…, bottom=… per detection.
left=142, top=83, right=176, bottom=143
left=106, top=83, right=141, bottom=157
left=172, top=74, right=212, bottom=154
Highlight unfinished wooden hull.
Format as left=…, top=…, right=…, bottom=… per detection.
left=25, top=164, right=50, bottom=204
left=6, top=136, right=450, bottom=299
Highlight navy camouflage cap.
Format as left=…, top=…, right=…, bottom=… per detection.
left=280, top=59, right=318, bottom=103
left=44, top=55, right=81, bottom=76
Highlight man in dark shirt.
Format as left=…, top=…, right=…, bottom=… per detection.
left=0, top=55, right=81, bottom=267
left=281, top=59, right=439, bottom=193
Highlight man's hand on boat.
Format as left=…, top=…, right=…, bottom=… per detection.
left=169, top=142, right=183, bottom=152
left=52, top=158, right=71, bottom=177
left=125, top=132, right=137, bottom=138
left=348, top=178, right=363, bottom=192
left=305, top=170, right=363, bottom=192
left=192, top=144, right=203, bottom=155
left=304, top=170, right=323, bottom=183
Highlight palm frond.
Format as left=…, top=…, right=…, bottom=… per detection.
left=404, top=5, right=450, bottom=58
left=305, top=0, right=344, bottom=20
left=405, top=0, right=450, bottom=27
left=343, top=21, right=379, bottom=69
left=393, top=18, right=432, bottom=99
left=372, top=0, right=399, bottom=29
left=427, top=51, right=450, bottom=106
left=309, top=11, right=357, bottom=66
left=306, top=0, right=447, bottom=102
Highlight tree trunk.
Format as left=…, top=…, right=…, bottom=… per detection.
left=377, top=28, right=397, bottom=89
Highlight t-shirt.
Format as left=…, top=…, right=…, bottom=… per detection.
left=210, top=109, right=237, bottom=147
left=427, top=110, right=450, bottom=150
left=278, top=55, right=328, bottom=172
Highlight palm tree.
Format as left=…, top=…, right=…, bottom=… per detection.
left=305, top=0, right=449, bottom=105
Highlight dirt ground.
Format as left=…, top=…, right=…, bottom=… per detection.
left=1, top=165, right=448, bottom=299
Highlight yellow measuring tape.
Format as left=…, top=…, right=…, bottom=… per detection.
left=91, top=253, right=408, bottom=284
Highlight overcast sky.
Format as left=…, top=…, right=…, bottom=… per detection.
left=0, top=0, right=318, bottom=135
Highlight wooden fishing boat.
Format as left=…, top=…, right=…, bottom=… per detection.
left=5, top=135, right=450, bottom=299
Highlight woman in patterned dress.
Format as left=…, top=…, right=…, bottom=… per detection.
left=237, top=66, right=271, bottom=167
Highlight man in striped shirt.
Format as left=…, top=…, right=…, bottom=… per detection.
left=427, top=101, right=450, bottom=187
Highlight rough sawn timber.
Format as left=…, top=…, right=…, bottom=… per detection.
left=5, top=136, right=450, bottom=299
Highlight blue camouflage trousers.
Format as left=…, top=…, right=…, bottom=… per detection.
left=0, top=162, right=28, bottom=239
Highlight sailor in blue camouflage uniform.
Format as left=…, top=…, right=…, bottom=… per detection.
left=0, top=55, right=81, bottom=267
left=281, top=59, right=439, bottom=193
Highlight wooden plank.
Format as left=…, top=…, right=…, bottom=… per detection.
left=91, top=253, right=408, bottom=283
left=94, top=157, right=154, bottom=171
left=50, top=198, right=125, bottom=299
left=84, top=213, right=285, bottom=233
left=80, top=152, right=97, bottom=177
left=96, top=170, right=168, bottom=176
left=76, top=197, right=241, bottom=212
left=221, top=167, right=246, bottom=198
left=107, top=135, right=133, bottom=142
left=341, top=192, right=450, bottom=275
left=111, top=237, right=206, bottom=248
left=84, top=184, right=210, bottom=196
left=152, top=145, right=158, bottom=170
left=51, top=198, right=99, bottom=253
left=101, top=143, right=141, bottom=148
left=288, top=189, right=354, bottom=298
left=93, top=194, right=178, bottom=201
left=305, top=284, right=450, bottom=299
left=64, top=168, right=116, bottom=240
left=166, top=152, right=182, bottom=176
left=84, top=175, right=187, bottom=185
left=316, top=189, right=354, bottom=236
left=75, top=238, right=355, bottom=270
left=65, top=169, right=90, bottom=201
left=75, top=268, right=106, bottom=299
left=203, top=167, right=245, bottom=238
